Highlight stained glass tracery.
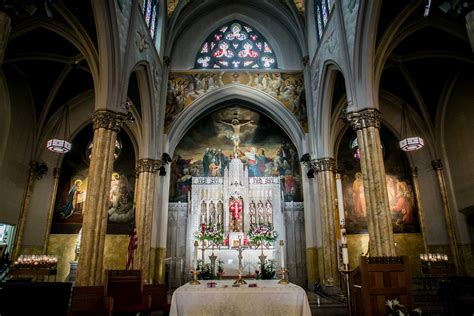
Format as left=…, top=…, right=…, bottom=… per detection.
left=314, top=0, right=334, bottom=41
left=141, top=0, right=159, bottom=40
left=195, top=21, right=278, bottom=69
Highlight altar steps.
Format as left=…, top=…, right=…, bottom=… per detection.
left=307, top=292, right=349, bottom=316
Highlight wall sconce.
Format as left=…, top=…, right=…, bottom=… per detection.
left=300, top=153, right=315, bottom=179
left=121, top=98, right=136, bottom=123
left=158, top=153, right=172, bottom=176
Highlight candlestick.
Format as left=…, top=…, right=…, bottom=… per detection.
left=279, top=240, right=285, bottom=268
left=194, top=240, right=198, bottom=270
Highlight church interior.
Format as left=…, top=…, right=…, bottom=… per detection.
left=0, top=0, right=473, bottom=315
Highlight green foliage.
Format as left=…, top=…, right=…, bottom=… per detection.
left=256, top=259, right=276, bottom=280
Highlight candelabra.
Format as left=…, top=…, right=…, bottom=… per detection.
left=278, top=267, right=289, bottom=284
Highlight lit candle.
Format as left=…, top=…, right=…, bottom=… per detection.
left=279, top=240, right=285, bottom=268
left=194, top=240, right=198, bottom=270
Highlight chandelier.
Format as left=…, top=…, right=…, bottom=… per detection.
left=399, top=103, right=424, bottom=152
left=46, top=104, right=71, bottom=153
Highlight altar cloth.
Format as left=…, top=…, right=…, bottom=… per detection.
left=170, top=279, right=311, bottom=316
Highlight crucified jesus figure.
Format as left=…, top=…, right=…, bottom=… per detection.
left=219, top=118, right=253, bottom=153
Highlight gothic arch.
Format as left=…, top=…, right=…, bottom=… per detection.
left=166, top=85, right=306, bottom=157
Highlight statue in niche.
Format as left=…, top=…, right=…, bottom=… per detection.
left=209, top=201, right=216, bottom=225
left=217, top=201, right=224, bottom=225
left=265, top=200, right=273, bottom=225
left=249, top=200, right=257, bottom=225
left=200, top=201, right=207, bottom=224
left=257, top=200, right=265, bottom=225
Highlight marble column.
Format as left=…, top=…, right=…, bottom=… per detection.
left=76, top=111, right=125, bottom=286
left=410, top=167, right=428, bottom=254
left=431, top=159, right=463, bottom=274
left=314, top=158, right=339, bottom=288
left=42, top=167, right=61, bottom=253
left=347, top=109, right=395, bottom=256
left=135, top=158, right=160, bottom=283
left=0, top=10, right=11, bottom=64
left=12, top=161, right=48, bottom=259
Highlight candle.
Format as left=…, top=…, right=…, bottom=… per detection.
left=194, top=240, right=198, bottom=270
left=279, top=240, right=285, bottom=268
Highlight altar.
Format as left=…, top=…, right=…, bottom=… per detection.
left=186, top=156, right=285, bottom=276
left=170, top=280, right=311, bottom=316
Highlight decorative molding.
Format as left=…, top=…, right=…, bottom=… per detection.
left=432, top=159, right=443, bottom=171
left=192, top=177, right=225, bottom=185
left=249, top=177, right=280, bottom=185
left=29, top=161, right=48, bottom=180
left=347, top=108, right=382, bottom=130
left=53, top=167, right=61, bottom=179
left=136, top=158, right=160, bottom=175
left=136, top=31, right=149, bottom=52
left=92, top=111, right=126, bottom=132
left=314, top=158, right=336, bottom=172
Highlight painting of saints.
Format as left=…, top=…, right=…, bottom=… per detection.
left=108, top=174, right=134, bottom=223
left=284, top=171, right=297, bottom=201
left=390, top=180, right=416, bottom=226
left=177, top=168, right=192, bottom=196
left=55, top=179, right=83, bottom=219
left=352, top=172, right=366, bottom=218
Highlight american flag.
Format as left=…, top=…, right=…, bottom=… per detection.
left=126, top=216, right=138, bottom=270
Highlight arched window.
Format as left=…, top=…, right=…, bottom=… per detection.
left=141, top=0, right=159, bottom=40
left=315, top=0, right=334, bottom=41
left=195, top=20, right=278, bottom=69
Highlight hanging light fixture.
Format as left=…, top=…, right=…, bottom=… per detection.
left=399, top=103, right=424, bottom=151
left=46, top=104, right=71, bottom=153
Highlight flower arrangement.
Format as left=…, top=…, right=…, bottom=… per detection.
left=194, top=223, right=224, bottom=246
left=247, top=223, right=278, bottom=247
left=256, top=259, right=276, bottom=280
left=385, top=299, right=422, bottom=316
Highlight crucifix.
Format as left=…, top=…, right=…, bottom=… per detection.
left=233, top=235, right=247, bottom=285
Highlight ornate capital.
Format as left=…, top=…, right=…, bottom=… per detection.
left=431, top=159, right=443, bottom=171
left=410, top=167, right=418, bottom=177
left=136, top=158, right=160, bottom=175
left=92, top=111, right=126, bottom=132
left=315, top=158, right=336, bottom=172
left=347, top=108, right=382, bottom=130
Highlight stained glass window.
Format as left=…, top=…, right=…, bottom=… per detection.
left=141, top=0, right=159, bottom=40
left=195, top=20, right=278, bottom=69
left=314, top=0, right=334, bottom=41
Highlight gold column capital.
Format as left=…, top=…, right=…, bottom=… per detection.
left=92, top=110, right=126, bottom=132
left=432, top=159, right=443, bottom=170
left=347, top=108, right=382, bottom=130
left=314, top=158, right=336, bottom=172
left=135, top=158, right=161, bottom=175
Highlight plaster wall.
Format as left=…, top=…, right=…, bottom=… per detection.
left=0, top=70, right=34, bottom=225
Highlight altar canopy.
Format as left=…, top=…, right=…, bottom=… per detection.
left=187, top=156, right=285, bottom=275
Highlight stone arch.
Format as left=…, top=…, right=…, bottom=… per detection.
left=166, top=84, right=306, bottom=157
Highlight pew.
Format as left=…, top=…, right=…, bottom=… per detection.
left=69, top=285, right=113, bottom=316
left=105, top=270, right=151, bottom=315
left=143, top=284, right=171, bottom=315
left=349, top=256, right=413, bottom=316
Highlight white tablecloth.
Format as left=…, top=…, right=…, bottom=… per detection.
left=170, top=280, right=311, bottom=316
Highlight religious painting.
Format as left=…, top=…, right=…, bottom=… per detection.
left=170, top=106, right=302, bottom=203
left=50, top=126, right=136, bottom=234
left=337, top=126, right=420, bottom=234
left=166, top=71, right=307, bottom=132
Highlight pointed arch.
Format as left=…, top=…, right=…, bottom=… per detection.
left=166, top=85, right=306, bottom=156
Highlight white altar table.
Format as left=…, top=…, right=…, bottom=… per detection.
left=170, top=279, right=311, bottom=316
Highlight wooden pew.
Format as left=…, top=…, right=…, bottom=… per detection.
left=68, top=285, right=113, bottom=316
left=349, top=256, right=413, bottom=316
left=143, top=284, right=171, bottom=315
left=105, top=270, right=151, bottom=315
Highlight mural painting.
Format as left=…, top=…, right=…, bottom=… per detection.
left=166, top=72, right=307, bottom=131
left=170, top=106, right=302, bottom=203
left=337, top=127, right=420, bottom=234
left=50, top=127, right=136, bottom=234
